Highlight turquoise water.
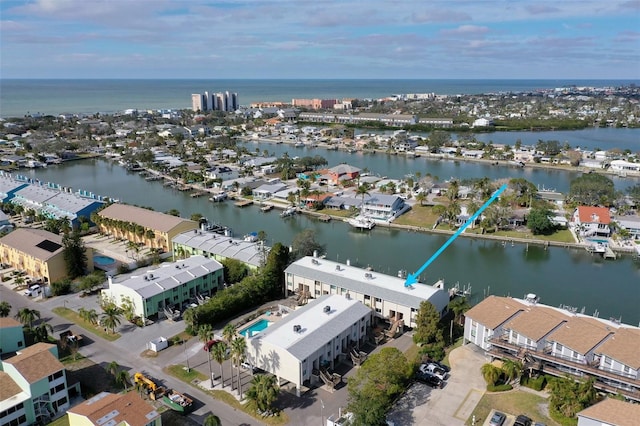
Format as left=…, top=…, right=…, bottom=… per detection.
left=94, top=255, right=116, bottom=266
left=588, top=238, right=609, bottom=244
left=239, top=319, right=271, bottom=337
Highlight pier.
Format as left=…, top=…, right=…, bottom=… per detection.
left=234, top=200, right=253, bottom=208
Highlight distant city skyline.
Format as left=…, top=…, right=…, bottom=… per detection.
left=1, top=0, right=639, bottom=80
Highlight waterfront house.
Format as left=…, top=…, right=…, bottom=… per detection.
left=0, top=228, right=93, bottom=284
left=328, top=164, right=361, bottom=185
left=97, top=203, right=197, bottom=253
left=609, top=159, right=640, bottom=174
left=613, top=215, right=640, bottom=240
left=465, top=295, right=640, bottom=401
left=252, top=182, right=289, bottom=201
left=572, top=206, right=611, bottom=238
left=246, top=294, right=372, bottom=397
left=577, top=398, right=640, bottom=426
left=0, top=317, right=25, bottom=356
left=361, top=194, right=405, bottom=221
left=67, top=391, right=161, bottom=426
left=285, top=256, right=449, bottom=328
left=0, top=343, right=74, bottom=425
left=101, top=255, right=223, bottom=320
left=204, top=165, right=239, bottom=181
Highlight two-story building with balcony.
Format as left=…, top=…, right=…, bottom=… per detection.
left=572, top=206, right=611, bottom=238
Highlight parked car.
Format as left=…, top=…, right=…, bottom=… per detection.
left=489, top=411, right=506, bottom=426
left=421, top=357, right=451, bottom=373
left=414, top=371, right=443, bottom=388
left=23, top=284, right=41, bottom=297
left=419, top=363, right=448, bottom=380
left=241, top=361, right=258, bottom=374
left=514, top=415, right=532, bottom=426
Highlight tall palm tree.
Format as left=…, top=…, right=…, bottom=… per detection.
left=0, top=301, right=11, bottom=317
left=100, top=303, right=123, bottom=334
left=231, top=336, right=247, bottom=394
left=107, top=361, right=120, bottom=377
left=115, top=370, right=130, bottom=390
left=448, top=297, right=471, bottom=325
left=245, top=374, right=280, bottom=415
left=15, top=307, right=41, bottom=329
left=203, top=414, right=221, bottom=426
left=211, top=341, right=229, bottom=389
left=222, top=323, right=237, bottom=345
left=355, top=184, right=370, bottom=212
left=199, top=324, right=215, bottom=387
left=33, top=322, right=54, bottom=342
left=501, top=359, right=523, bottom=384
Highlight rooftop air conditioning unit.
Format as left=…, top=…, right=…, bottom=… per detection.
left=293, top=324, right=301, bottom=333
left=323, top=305, right=331, bottom=314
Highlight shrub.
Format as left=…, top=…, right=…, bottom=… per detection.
left=487, top=383, right=513, bottom=392
left=51, top=279, right=72, bottom=296
left=521, top=374, right=547, bottom=391
left=117, top=264, right=130, bottom=274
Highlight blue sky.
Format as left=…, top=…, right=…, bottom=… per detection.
left=1, top=0, right=639, bottom=79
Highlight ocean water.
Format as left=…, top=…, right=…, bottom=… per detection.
left=1, top=79, right=638, bottom=118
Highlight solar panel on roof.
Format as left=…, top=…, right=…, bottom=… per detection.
left=36, top=239, right=62, bottom=252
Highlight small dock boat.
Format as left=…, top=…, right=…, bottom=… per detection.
left=281, top=206, right=297, bottom=218
left=209, top=191, right=228, bottom=202
left=347, top=216, right=375, bottom=230
left=260, top=204, right=273, bottom=212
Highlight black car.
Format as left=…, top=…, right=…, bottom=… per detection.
left=514, top=414, right=532, bottom=426
left=422, top=357, right=451, bottom=372
left=415, top=371, right=443, bottom=388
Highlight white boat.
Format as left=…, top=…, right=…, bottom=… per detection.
left=281, top=207, right=297, bottom=218
left=347, top=216, right=375, bottom=230
left=635, top=244, right=640, bottom=256
left=586, top=242, right=607, bottom=254
left=209, top=191, right=228, bottom=202
left=244, top=232, right=258, bottom=242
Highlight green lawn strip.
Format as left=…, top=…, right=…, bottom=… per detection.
left=466, top=390, right=558, bottom=426
left=48, top=414, right=70, bottom=426
left=394, top=205, right=439, bottom=227
left=52, top=307, right=120, bottom=341
left=165, top=364, right=289, bottom=426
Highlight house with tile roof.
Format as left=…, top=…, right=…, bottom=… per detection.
left=0, top=228, right=93, bottom=284
left=67, top=391, right=161, bottom=426
left=465, top=296, right=640, bottom=402
left=572, top=206, right=611, bottom=238
left=97, top=203, right=197, bottom=253
left=0, top=317, right=25, bottom=356
left=0, top=343, right=72, bottom=425
left=577, top=398, right=640, bottom=426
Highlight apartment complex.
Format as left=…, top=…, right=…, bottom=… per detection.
left=284, top=256, right=449, bottom=328
left=464, top=296, right=640, bottom=401
left=101, top=255, right=224, bottom=319
left=577, top=398, right=640, bottom=426
left=291, top=98, right=338, bottom=109
left=0, top=228, right=93, bottom=284
left=298, top=112, right=417, bottom=127
left=97, top=204, right=197, bottom=253
left=67, top=391, right=161, bottom=426
left=191, top=90, right=238, bottom=112
left=0, top=343, right=74, bottom=426
left=0, top=318, right=25, bottom=357
left=246, top=294, right=372, bottom=397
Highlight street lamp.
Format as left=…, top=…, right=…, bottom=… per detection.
left=320, top=399, right=324, bottom=426
left=184, top=339, right=190, bottom=372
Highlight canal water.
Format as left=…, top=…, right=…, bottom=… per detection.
left=27, top=158, right=640, bottom=325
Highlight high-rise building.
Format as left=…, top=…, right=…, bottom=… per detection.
left=191, top=90, right=238, bottom=112
left=191, top=93, right=206, bottom=112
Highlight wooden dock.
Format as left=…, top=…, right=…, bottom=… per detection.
left=190, top=191, right=206, bottom=198
left=318, top=214, right=332, bottom=222
left=235, top=200, right=253, bottom=208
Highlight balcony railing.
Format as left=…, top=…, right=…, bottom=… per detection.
left=488, top=337, right=640, bottom=387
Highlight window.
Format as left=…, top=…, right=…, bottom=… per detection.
left=56, top=397, right=67, bottom=408
left=375, top=297, right=382, bottom=303
left=364, top=295, right=370, bottom=300
left=604, top=357, right=612, bottom=366
left=556, top=343, right=564, bottom=352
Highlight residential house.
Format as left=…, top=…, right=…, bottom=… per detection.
left=0, top=228, right=93, bottom=284
left=0, top=343, right=73, bottom=425
left=327, top=165, right=361, bottom=185
left=572, top=206, right=611, bottom=238
left=609, top=160, right=640, bottom=174
left=0, top=318, right=25, bottom=357
left=67, top=391, right=161, bottom=426
left=577, top=398, right=640, bottom=426
left=101, top=255, right=223, bottom=320
left=252, top=183, right=289, bottom=201
left=361, top=194, right=405, bottom=221
left=613, top=215, right=640, bottom=240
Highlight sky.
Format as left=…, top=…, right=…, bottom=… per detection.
left=1, top=0, right=639, bottom=79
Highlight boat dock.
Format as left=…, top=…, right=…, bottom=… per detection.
left=318, top=214, right=332, bottom=222
left=190, top=191, right=206, bottom=198
left=235, top=200, right=253, bottom=208
left=604, top=246, right=617, bottom=259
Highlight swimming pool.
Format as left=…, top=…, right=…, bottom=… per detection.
left=94, top=255, right=116, bottom=266
left=587, top=238, right=609, bottom=244
left=239, top=319, right=272, bottom=337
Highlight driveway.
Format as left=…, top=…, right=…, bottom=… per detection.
left=387, top=343, right=487, bottom=426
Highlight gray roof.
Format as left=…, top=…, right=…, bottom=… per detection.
left=172, top=230, right=266, bottom=268
left=0, top=228, right=64, bottom=261
left=108, top=255, right=222, bottom=299
left=285, top=256, right=448, bottom=311
left=258, top=295, right=371, bottom=361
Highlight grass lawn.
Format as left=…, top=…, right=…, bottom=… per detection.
left=165, top=364, right=289, bottom=426
left=467, top=390, right=559, bottom=426
left=394, top=205, right=440, bottom=228
left=52, top=307, right=120, bottom=341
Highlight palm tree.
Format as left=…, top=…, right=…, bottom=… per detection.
left=355, top=184, right=370, bottom=212
left=115, top=370, right=130, bottom=390
left=80, top=308, right=99, bottom=326
left=33, top=322, right=53, bottom=342
left=15, top=307, right=41, bottom=329
left=447, top=297, right=470, bottom=325
left=222, top=323, right=237, bottom=345
left=245, top=374, right=280, bottom=415
left=0, top=301, right=11, bottom=317
left=212, top=341, right=229, bottom=389
left=231, top=336, right=247, bottom=394
left=199, top=324, right=215, bottom=387
left=481, top=363, right=502, bottom=386
left=415, top=192, right=426, bottom=206
left=100, top=303, right=123, bottom=334
left=203, top=414, right=222, bottom=426
left=107, top=361, right=120, bottom=377
left=501, top=359, right=523, bottom=384
left=447, top=179, right=460, bottom=202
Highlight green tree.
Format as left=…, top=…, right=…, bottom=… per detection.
left=222, top=323, right=237, bottom=345
left=569, top=173, right=615, bottom=206
left=99, top=299, right=123, bottom=334
left=412, top=301, right=440, bottom=345
left=481, top=363, right=502, bottom=386
left=51, top=279, right=72, bottom=296
left=447, top=297, right=470, bottom=325
left=15, top=307, right=41, bottom=329
left=211, top=341, right=229, bottom=389
left=355, top=184, right=370, bottom=210
left=548, top=376, right=598, bottom=419
left=0, top=301, right=11, bottom=317
left=347, top=347, right=413, bottom=426
left=107, top=361, right=120, bottom=376
left=115, top=370, right=130, bottom=390
left=627, top=184, right=640, bottom=207
left=245, top=374, right=280, bottom=415
left=203, top=414, right=222, bottom=426
left=199, top=324, right=215, bottom=387
left=78, top=308, right=99, bottom=325
left=62, top=229, right=88, bottom=279
left=231, top=336, right=247, bottom=394
left=290, top=229, right=325, bottom=261
left=527, top=208, right=555, bottom=235
left=33, top=322, right=54, bottom=342
left=501, top=359, right=523, bottom=384
left=222, top=258, right=249, bottom=284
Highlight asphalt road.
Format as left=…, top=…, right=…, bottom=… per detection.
left=0, top=282, right=259, bottom=426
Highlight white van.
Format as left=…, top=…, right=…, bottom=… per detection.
left=23, top=284, right=41, bottom=297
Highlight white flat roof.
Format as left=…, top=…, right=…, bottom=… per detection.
left=285, top=256, right=447, bottom=310
left=172, top=230, right=267, bottom=267
left=109, top=255, right=222, bottom=299
left=257, top=294, right=371, bottom=361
